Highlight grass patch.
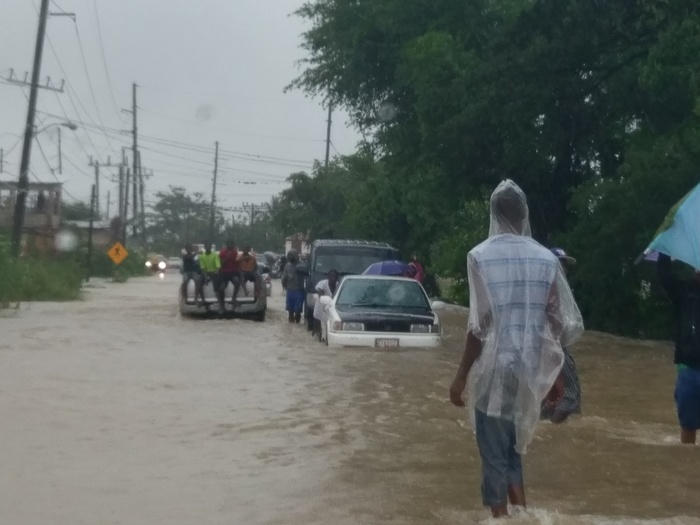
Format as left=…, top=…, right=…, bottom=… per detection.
left=0, top=248, right=83, bottom=306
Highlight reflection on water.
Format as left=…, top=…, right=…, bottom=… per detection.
left=0, top=276, right=698, bottom=524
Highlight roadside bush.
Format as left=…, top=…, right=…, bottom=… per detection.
left=0, top=245, right=83, bottom=306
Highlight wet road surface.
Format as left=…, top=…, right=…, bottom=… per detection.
left=1, top=274, right=699, bottom=524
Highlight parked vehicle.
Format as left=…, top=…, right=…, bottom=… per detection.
left=303, top=240, right=400, bottom=331
left=179, top=273, right=267, bottom=321
left=319, top=275, right=443, bottom=348
left=255, top=254, right=273, bottom=297
left=167, top=256, right=182, bottom=271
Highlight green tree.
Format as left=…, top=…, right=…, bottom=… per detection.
left=146, top=186, right=224, bottom=255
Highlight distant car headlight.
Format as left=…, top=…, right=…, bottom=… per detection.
left=158, top=261, right=166, bottom=270
left=145, top=261, right=152, bottom=268
left=342, top=322, right=365, bottom=331
left=410, top=324, right=440, bottom=333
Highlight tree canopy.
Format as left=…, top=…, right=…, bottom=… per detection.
left=276, top=0, right=700, bottom=337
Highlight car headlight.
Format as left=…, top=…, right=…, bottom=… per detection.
left=342, top=322, right=365, bottom=331
left=158, top=261, right=166, bottom=270
left=410, top=324, right=440, bottom=333
left=332, top=321, right=342, bottom=331
left=145, top=261, right=152, bottom=268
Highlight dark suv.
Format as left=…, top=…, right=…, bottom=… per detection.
left=303, top=239, right=400, bottom=330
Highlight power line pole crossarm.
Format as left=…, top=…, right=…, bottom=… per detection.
left=11, top=0, right=51, bottom=257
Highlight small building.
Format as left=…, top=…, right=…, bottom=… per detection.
left=62, top=220, right=114, bottom=249
left=0, top=181, right=62, bottom=254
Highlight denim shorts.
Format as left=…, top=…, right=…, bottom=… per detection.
left=675, top=367, right=700, bottom=431
left=475, top=410, right=523, bottom=507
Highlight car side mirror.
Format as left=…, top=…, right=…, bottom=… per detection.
left=431, top=300, right=446, bottom=311
left=319, top=295, right=332, bottom=306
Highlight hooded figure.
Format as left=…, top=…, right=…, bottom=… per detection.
left=450, top=180, right=583, bottom=517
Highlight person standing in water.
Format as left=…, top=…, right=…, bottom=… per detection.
left=657, top=252, right=700, bottom=444
left=282, top=250, right=305, bottom=323
left=312, top=269, right=339, bottom=338
left=449, top=180, right=583, bottom=518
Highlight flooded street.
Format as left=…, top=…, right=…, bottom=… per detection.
left=1, top=274, right=699, bottom=524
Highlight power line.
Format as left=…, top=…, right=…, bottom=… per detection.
left=90, top=0, right=123, bottom=123
left=35, top=111, right=315, bottom=170
left=72, top=21, right=116, bottom=151
left=41, top=33, right=106, bottom=163
left=138, top=107, right=325, bottom=143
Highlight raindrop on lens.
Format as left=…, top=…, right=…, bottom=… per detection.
left=378, top=101, right=398, bottom=122
left=54, top=230, right=78, bottom=252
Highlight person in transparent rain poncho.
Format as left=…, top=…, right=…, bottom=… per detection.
left=449, top=180, right=583, bottom=518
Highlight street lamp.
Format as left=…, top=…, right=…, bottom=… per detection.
left=10, top=119, right=77, bottom=256
left=34, top=121, right=78, bottom=135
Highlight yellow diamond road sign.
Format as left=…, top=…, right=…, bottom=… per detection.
left=107, top=242, right=129, bottom=265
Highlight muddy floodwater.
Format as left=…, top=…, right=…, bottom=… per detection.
left=1, top=274, right=699, bottom=524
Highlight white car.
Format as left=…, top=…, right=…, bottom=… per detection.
left=167, top=256, right=182, bottom=271
left=319, top=275, right=444, bottom=348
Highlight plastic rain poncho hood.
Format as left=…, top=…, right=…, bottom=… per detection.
left=467, top=180, right=584, bottom=453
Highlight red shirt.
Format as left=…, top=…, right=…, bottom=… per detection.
left=219, top=248, right=239, bottom=272
left=409, top=261, right=424, bottom=283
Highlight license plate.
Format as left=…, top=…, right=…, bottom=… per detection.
left=375, top=338, right=399, bottom=348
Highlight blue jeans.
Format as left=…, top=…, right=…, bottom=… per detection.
left=286, top=289, right=305, bottom=313
left=675, top=367, right=700, bottom=431
left=475, top=410, right=523, bottom=507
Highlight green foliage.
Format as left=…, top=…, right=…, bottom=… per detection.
left=284, top=0, right=700, bottom=336
left=145, top=186, right=286, bottom=256
left=88, top=249, right=149, bottom=282
left=0, top=244, right=83, bottom=306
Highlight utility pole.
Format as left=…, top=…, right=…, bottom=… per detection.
left=106, top=190, right=111, bottom=219
left=118, top=164, right=124, bottom=223
left=0, top=149, right=3, bottom=173
left=93, top=160, right=100, bottom=218
left=132, top=83, right=138, bottom=241
left=11, top=0, right=50, bottom=257
left=209, top=141, right=219, bottom=240
left=57, top=126, right=62, bottom=175
left=324, top=104, right=332, bottom=169
left=138, top=151, right=146, bottom=245
left=122, top=167, right=130, bottom=243
left=86, top=184, right=96, bottom=282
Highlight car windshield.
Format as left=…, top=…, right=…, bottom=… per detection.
left=336, top=279, right=430, bottom=309
left=312, top=247, right=398, bottom=276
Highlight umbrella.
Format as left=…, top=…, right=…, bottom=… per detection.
left=363, top=260, right=410, bottom=276
left=641, top=181, right=700, bottom=270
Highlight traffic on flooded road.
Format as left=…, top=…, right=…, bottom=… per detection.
left=1, top=274, right=698, bottom=524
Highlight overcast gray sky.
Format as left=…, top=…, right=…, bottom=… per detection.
left=0, top=0, right=357, bottom=214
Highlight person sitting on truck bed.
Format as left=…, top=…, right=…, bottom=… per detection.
left=181, top=243, right=205, bottom=307
left=236, top=246, right=258, bottom=297
left=218, top=240, right=240, bottom=312
left=198, top=242, right=221, bottom=310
